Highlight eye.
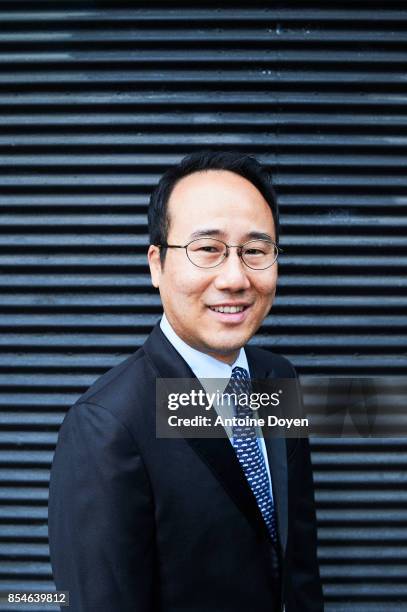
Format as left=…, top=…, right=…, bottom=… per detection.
left=244, top=248, right=265, bottom=255
left=198, top=246, right=220, bottom=253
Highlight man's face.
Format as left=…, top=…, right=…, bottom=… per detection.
left=148, top=170, right=278, bottom=364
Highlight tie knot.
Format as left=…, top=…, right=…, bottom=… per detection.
left=231, top=366, right=249, bottom=381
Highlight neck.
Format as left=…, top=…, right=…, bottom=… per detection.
left=205, top=349, right=239, bottom=365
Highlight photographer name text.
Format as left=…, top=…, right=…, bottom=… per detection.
left=167, top=414, right=309, bottom=429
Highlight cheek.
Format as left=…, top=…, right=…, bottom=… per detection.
left=254, top=274, right=278, bottom=298
left=251, top=280, right=277, bottom=315
left=164, top=269, right=211, bottom=301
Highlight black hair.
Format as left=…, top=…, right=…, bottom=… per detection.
left=148, top=150, right=279, bottom=263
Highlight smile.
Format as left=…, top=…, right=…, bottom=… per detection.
left=209, top=305, right=246, bottom=314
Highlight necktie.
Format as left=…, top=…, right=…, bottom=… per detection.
left=227, top=366, right=278, bottom=544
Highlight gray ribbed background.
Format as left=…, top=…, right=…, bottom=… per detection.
left=0, top=3, right=406, bottom=611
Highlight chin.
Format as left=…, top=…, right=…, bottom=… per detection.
left=204, top=336, right=247, bottom=356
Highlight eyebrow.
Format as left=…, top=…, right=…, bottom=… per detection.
left=189, top=229, right=274, bottom=241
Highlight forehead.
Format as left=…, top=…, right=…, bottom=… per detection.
left=167, top=170, right=274, bottom=238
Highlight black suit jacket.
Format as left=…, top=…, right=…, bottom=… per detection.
left=48, top=323, right=324, bottom=612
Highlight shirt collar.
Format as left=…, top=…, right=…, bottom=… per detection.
left=160, top=313, right=250, bottom=381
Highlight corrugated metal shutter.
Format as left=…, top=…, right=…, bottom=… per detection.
left=0, top=3, right=406, bottom=611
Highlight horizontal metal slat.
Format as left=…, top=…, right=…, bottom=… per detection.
left=1, top=314, right=407, bottom=330
left=0, top=91, right=405, bottom=108
left=0, top=412, right=65, bottom=426
left=0, top=294, right=405, bottom=310
left=2, top=171, right=407, bottom=187
left=0, top=433, right=57, bottom=445
left=0, top=353, right=403, bottom=373
left=1, top=134, right=406, bottom=149
left=313, top=453, right=407, bottom=467
left=0, top=543, right=49, bottom=557
left=2, top=152, right=407, bottom=167
left=2, top=274, right=406, bottom=289
left=0, top=489, right=49, bottom=502
left=0, top=332, right=406, bottom=350
left=321, top=565, right=407, bottom=579
left=0, top=28, right=406, bottom=43
left=0, top=561, right=51, bottom=576
left=318, top=526, right=407, bottom=541
left=324, top=583, right=407, bottom=597
left=1, top=50, right=407, bottom=65
left=316, top=490, right=407, bottom=505
left=0, top=451, right=53, bottom=465
left=2, top=214, right=407, bottom=229
left=0, top=508, right=48, bottom=521
left=315, top=472, right=407, bottom=485
left=319, top=546, right=407, bottom=560
left=0, top=524, right=48, bottom=539
left=0, top=69, right=406, bottom=86
left=0, top=470, right=50, bottom=485
left=318, top=509, right=407, bottom=524
left=1, top=8, right=406, bottom=24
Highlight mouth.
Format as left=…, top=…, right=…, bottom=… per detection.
left=210, top=305, right=246, bottom=314
left=207, top=303, right=252, bottom=323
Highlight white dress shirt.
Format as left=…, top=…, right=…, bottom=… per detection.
left=160, top=313, right=274, bottom=500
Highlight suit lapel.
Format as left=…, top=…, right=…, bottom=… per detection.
left=143, top=324, right=284, bottom=544
left=184, top=436, right=270, bottom=540
left=246, top=346, right=289, bottom=555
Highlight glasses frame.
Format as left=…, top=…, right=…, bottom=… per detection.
left=158, top=237, right=283, bottom=270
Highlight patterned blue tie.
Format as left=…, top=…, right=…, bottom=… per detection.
left=227, top=366, right=278, bottom=544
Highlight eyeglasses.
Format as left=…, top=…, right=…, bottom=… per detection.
left=158, top=237, right=282, bottom=270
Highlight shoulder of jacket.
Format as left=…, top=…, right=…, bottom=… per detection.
left=246, top=345, right=297, bottom=378
left=75, top=346, right=147, bottom=407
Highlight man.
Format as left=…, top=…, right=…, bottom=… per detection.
left=48, top=151, right=324, bottom=611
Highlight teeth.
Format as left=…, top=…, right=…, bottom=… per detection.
left=211, top=305, right=245, bottom=314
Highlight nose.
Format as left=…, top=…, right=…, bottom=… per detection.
left=213, top=248, right=251, bottom=292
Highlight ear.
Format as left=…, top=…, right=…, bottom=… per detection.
left=147, top=245, right=162, bottom=288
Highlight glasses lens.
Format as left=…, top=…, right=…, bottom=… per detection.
left=241, top=240, right=278, bottom=269
left=187, top=238, right=226, bottom=268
